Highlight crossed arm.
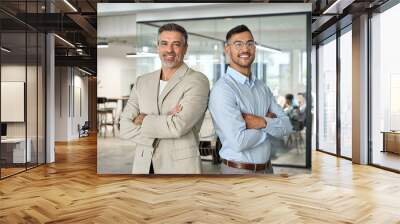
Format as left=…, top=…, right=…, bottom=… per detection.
left=209, top=86, right=292, bottom=153
left=119, top=75, right=210, bottom=142
left=242, top=89, right=293, bottom=138
left=119, top=80, right=154, bottom=146
left=133, top=104, right=182, bottom=126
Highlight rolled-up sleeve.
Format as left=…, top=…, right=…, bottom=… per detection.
left=262, top=88, right=293, bottom=137
left=209, top=83, right=267, bottom=153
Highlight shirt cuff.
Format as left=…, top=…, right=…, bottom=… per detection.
left=262, top=117, right=274, bottom=132
left=264, top=117, right=273, bottom=126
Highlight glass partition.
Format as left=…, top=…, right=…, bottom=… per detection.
left=317, top=37, right=337, bottom=155
left=0, top=2, right=46, bottom=179
left=135, top=14, right=309, bottom=168
left=339, top=28, right=352, bottom=158
left=97, top=12, right=311, bottom=174
left=1, top=30, right=28, bottom=177
left=370, top=4, right=400, bottom=171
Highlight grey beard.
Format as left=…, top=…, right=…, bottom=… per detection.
left=161, top=60, right=177, bottom=68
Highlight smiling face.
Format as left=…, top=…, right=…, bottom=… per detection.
left=225, top=31, right=256, bottom=70
left=158, top=31, right=187, bottom=69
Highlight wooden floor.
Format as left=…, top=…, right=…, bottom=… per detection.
left=1, top=136, right=400, bottom=223
left=0, top=167, right=26, bottom=178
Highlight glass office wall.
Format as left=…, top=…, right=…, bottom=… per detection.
left=339, top=28, right=352, bottom=158
left=371, top=3, right=400, bottom=171
left=135, top=14, right=310, bottom=168
left=1, top=31, right=28, bottom=177
left=97, top=12, right=311, bottom=174
left=317, top=36, right=337, bottom=155
left=311, top=46, right=317, bottom=151
left=0, top=2, right=46, bottom=179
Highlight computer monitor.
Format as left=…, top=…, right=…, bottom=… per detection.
left=1, top=123, right=7, bottom=137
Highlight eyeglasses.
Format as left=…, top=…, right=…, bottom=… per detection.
left=229, top=40, right=255, bottom=50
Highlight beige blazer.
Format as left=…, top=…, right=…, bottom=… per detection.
left=120, top=63, right=210, bottom=174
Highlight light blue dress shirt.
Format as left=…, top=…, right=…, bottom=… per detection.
left=209, top=66, right=293, bottom=164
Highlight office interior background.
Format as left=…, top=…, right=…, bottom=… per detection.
left=1, top=0, right=400, bottom=223
left=2, top=1, right=400, bottom=177
left=97, top=4, right=311, bottom=174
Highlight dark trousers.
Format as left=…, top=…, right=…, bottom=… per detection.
left=149, top=162, right=154, bottom=174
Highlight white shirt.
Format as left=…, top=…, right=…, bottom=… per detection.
left=159, top=80, right=168, bottom=96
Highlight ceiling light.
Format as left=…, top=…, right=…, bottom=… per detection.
left=255, top=44, right=281, bottom=54
left=1, top=47, right=11, bottom=53
left=214, top=44, right=218, bottom=51
left=78, top=67, right=92, bottom=76
left=126, top=52, right=158, bottom=58
left=54, top=34, right=75, bottom=48
left=63, top=0, right=78, bottom=12
left=76, top=48, right=83, bottom=52
left=322, top=0, right=351, bottom=15
left=97, top=42, right=109, bottom=48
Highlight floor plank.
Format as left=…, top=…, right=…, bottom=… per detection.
left=0, top=135, right=400, bottom=223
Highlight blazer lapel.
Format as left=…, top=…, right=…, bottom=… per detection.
left=146, top=70, right=161, bottom=115
left=158, top=63, right=189, bottom=110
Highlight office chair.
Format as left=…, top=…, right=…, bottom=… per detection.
left=79, top=121, right=90, bottom=138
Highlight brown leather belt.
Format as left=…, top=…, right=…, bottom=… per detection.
left=222, top=159, right=271, bottom=171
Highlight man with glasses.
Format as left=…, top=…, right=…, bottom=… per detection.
left=209, top=25, right=292, bottom=174
left=120, top=23, right=210, bottom=174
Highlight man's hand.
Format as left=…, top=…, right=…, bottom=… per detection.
left=266, top=111, right=277, bottom=118
left=167, top=104, right=183, bottom=116
left=133, top=113, right=146, bottom=125
left=242, top=113, right=267, bottom=129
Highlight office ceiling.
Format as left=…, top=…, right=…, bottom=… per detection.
left=0, top=0, right=98, bottom=74
left=0, top=0, right=393, bottom=75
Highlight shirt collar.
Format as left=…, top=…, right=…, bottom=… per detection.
left=226, top=66, right=255, bottom=87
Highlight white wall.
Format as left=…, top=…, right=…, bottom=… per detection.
left=71, top=74, right=89, bottom=138
left=98, top=14, right=136, bottom=38
left=2, top=64, right=47, bottom=164
left=55, top=67, right=68, bottom=141
left=1, top=65, right=34, bottom=137
left=97, top=43, right=137, bottom=98
left=55, top=67, right=89, bottom=141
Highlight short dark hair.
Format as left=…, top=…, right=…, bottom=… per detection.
left=226, top=25, right=253, bottom=43
left=158, top=23, right=188, bottom=46
left=285, top=94, right=294, bottom=103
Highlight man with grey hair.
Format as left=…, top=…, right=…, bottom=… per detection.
left=120, top=23, right=210, bottom=174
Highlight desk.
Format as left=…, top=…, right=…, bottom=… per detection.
left=1, top=138, right=31, bottom=163
left=382, top=131, right=400, bottom=154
